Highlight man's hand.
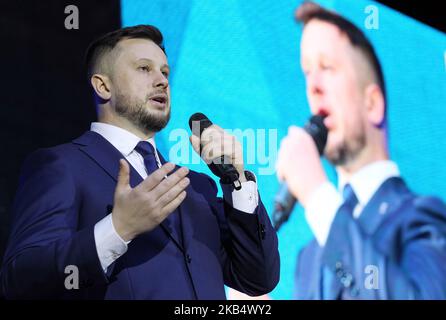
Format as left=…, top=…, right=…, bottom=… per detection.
left=112, top=160, right=190, bottom=241
left=276, top=126, right=328, bottom=207
left=189, top=124, right=246, bottom=182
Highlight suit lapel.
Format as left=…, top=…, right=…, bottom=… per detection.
left=319, top=177, right=411, bottom=299
left=357, top=177, right=410, bottom=235
left=73, top=131, right=185, bottom=250
left=72, top=131, right=143, bottom=188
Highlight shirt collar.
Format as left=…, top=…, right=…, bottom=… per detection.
left=338, top=160, right=400, bottom=206
left=90, top=122, right=157, bottom=156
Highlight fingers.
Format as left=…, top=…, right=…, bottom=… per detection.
left=288, top=125, right=304, bottom=136
left=200, top=141, right=219, bottom=164
left=157, top=175, right=190, bottom=207
left=200, top=125, right=223, bottom=145
left=137, top=162, right=176, bottom=191
left=200, top=128, right=240, bottom=159
left=190, top=125, right=222, bottom=155
left=275, top=152, right=285, bottom=182
left=276, top=125, right=322, bottom=184
left=189, top=135, right=201, bottom=155
left=276, top=132, right=299, bottom=182
left=288, top=125, right=313, bottom=143
left=200, top=140, right=237, bottom=164
left=150, top=166, right=190, bottom=199
left=116, top=159, right=131, bottom=191
left=192, top=125, right=242, bottom=163
left=161, top=191, right=188, bottom=217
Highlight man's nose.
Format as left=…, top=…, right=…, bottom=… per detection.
left=153, top=71, right=169, bottom=89
left=307, top=71, right=324, bottom=97
left=306, top=72, right=327, bottom=115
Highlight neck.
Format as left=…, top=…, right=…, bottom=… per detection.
left=97, top=105, right=155, bottom=140
left=336, top=137, right=389, bottom=182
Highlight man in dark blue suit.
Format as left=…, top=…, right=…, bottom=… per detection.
left=276, top=3, right=446, bottom=299
left=0, top=25, right=280, bottom=299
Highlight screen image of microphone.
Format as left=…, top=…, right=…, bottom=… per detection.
left=273, top=115, right=328, bottom=231
left=189, top=113, right=242, bottom=189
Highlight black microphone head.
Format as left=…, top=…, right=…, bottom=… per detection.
left=189, top=112, right=213, bottom=136
left=304, top=115, right=328, bottom=155
left=189, top=112, right=207, bottom=128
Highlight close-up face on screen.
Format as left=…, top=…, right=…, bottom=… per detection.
left=0, top=0, right=445, bottom=310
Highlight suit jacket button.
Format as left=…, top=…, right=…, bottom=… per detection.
left=341, top=273, right=353, bottom=287
left=260, top=223, right=266, bottom=240
left=186, top=254, right=192, bottom=263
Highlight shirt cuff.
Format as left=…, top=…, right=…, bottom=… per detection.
left=304, top=182, right=342, bottom=247
left=94, top=213, right=131, bottom=272
left=220, top=177, right=259, bottom=214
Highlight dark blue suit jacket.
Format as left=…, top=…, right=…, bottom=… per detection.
left=295, top=177, right=446, bottom=299
left=1, top=131, right=280, bottom=299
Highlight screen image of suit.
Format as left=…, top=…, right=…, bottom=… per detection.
left=0, top=130, right=280, bottom=299
left=295, top=176, right=446, bottom=299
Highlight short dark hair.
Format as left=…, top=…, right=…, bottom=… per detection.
left=85, top=24, right=165, bottom=80
left=296, top=2, right=387, bottom=128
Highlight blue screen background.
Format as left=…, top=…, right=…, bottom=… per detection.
left=121, top=0, right=446, bottom=299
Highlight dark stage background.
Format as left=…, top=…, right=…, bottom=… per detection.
left=0, top=0, right=121, bottom=267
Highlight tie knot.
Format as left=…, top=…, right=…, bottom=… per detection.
left=135, top=141, right=155, bottom=157
left=342, top=184, right=358, bottom=208
left=135, top=141, right=159, bottom=174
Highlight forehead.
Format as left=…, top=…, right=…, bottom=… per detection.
left=300, top=19, right=354, bottom=62
left=115, top=38, right=168, bottom=65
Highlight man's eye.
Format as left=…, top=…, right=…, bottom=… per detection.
left=139, top=66, right=150, bottom=72
left=162, top=71, right=169, bottom=77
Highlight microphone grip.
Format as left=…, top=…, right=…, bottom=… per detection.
left=189, top=113, right=241, bottom=188
left=272, top=114, right=327, bottom=231
left=273, top=182, right=297, bottom=231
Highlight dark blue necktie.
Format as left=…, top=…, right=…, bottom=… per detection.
left=134, top=141, right=158, bottom=174
left=322, top=183, right=358, bottom=299
left=134, top=141, right=181, bottom=243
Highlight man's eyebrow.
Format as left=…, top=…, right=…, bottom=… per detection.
left=135, top=58, right=169, bottom=69
left=135, top=58, right=153, bottom=64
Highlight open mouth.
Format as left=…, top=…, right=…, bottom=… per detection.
left=149, top=94, right=168, bottom=108
left=318, top=110, right=329, bottom=118
left=315, top=109, right=333, bottom=131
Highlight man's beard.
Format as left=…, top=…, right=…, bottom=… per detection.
left=325, top=122, right=366, bottom=167
left=115, top=93, right=171, bottom=133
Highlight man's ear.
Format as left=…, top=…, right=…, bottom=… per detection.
left=90, top=74, right=112, bottom=101
left=365, top=83, right=385, bottom=127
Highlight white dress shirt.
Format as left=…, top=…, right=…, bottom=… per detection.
left=91, top=122, right=259, bottom=271
left=305, top=160, right=400, bottom=247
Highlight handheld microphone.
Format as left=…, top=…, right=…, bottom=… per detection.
left=189, top=113, right=242, bottom=190
left=273, top=115, right=328, bottom=231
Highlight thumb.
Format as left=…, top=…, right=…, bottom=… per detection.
left=116, top=159, right=130, bottom=190
left=189, top=135, right=201, bottom=155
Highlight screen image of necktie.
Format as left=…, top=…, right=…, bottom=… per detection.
left=322, top=184, right=358, bottom=299
left=134, top=141, right=181, bottom=241
left=341, top=184, right=358, bottom=215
